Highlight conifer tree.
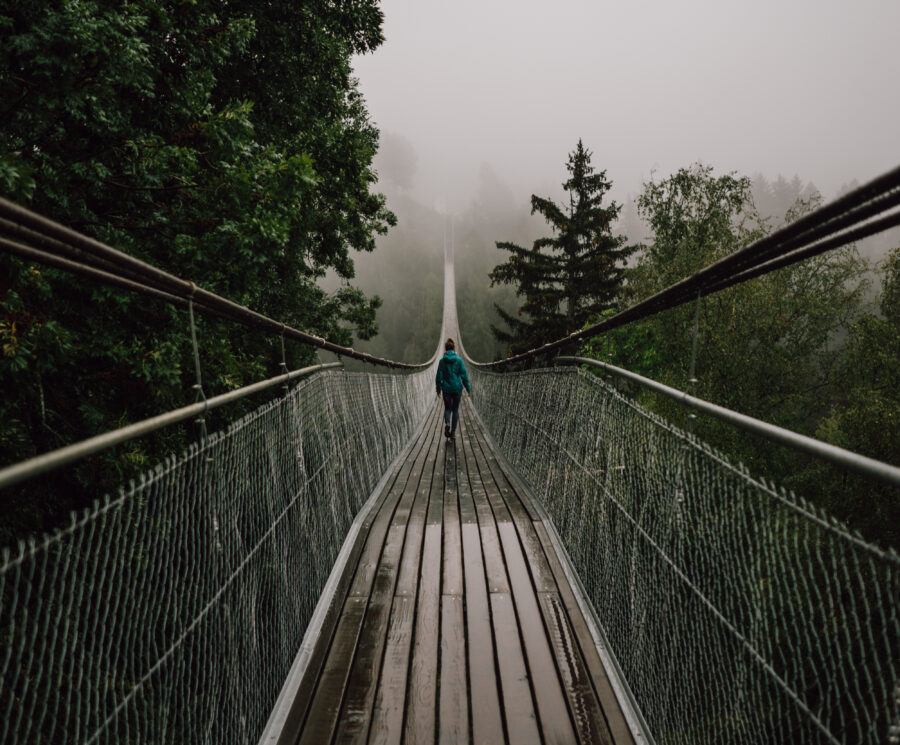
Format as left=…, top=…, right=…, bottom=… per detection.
left=490, top=140, right=633, bottom=357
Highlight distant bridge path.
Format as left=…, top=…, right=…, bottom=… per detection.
left=0, top=172, right=899, bottom=744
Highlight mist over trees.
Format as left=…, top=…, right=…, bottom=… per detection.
left=344, top=138, right=527, bottom=364
left=345, top=184, right=444, bottom=364
left=2, top=0, right=895, bottom=554
left=428, top=152, right=896, bottom=546
left=490, top=140, right=634, bottom=358
left=583, top=164, right=897, bottom=547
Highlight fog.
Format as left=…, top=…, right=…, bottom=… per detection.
left=341, top=0, right=899, bottom=362
left=354, top=0, right=900, bottom=211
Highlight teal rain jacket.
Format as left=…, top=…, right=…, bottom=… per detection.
left=435, top=350, right=471, bottom=395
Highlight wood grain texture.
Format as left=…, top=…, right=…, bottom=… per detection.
left=404, top=521, right=442, bottom=743
left=294, top=411, right=439, bottom=744
left=442, top=442, right=463, bottom=596
left=495, top=521, right=577, bottom=745
left=539, top=591, right=616, bottom=745
left=491, top=592, right=541, bottom=745
left=334, top=524, right=405, bottom=744
left=459, top=419, right=509, bottom=595
left=366, top=594, right=415, bottom=745
left=438, top=594, right=468, bottom=745
left=535, top=522, right=636, bottom=745
left=297, top=596, right=367, bottom=745
left=288, top=401, right=638, bottom=745
left=460, top=521, right=504, bottom=745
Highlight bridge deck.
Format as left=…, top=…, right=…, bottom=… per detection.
left=275, top=401, right=635, bottom=745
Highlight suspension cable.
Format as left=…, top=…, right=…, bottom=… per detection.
left=471, top=163, right=900, bottom=367
left=0, top=198, right=432, bottom=370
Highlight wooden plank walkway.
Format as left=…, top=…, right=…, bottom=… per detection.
left=275, top=400, right=635, bottom=745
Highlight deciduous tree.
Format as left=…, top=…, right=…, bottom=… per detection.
left=0, top=0, right=393, bottom=542
left=585, top=164, right=887, bottom=541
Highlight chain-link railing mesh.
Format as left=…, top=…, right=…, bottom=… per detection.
left=469, top=364, right=900, bottom=745
left=0, top=365, right=434, bottom=745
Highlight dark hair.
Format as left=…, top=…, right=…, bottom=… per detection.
left=445, top=337, right=455, bottom=351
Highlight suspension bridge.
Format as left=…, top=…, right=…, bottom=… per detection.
left=0, top=169, right=899, bottom=745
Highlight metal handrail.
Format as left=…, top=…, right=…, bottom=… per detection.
left=0, top=362, right=343, bottom=490
left=556, top=356, right=900, bottom=488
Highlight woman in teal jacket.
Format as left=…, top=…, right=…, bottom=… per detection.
left=435, top=337, right=471, bottom=441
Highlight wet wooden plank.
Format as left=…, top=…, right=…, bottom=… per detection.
left=469, top=423, right=556, bottom=592
left=282, top=411, right=438, bottom=743
left=332, top=418, right=440, bottom=741
left=458, top=418, right=509, bottom=595
left=438, top=594, right=468, bottom=745
left=535, top=522, right=636, bottom=745
left=480, top=427, right=543, bottom=524
left=495, top=518, right=577, bottom=744
left=350, top=414, right=438, bottom=598
left=463, top=409, right=514, bottom=525
left=405, top=520, right=442, bottom=743
left=456, top=418, right=478, bottom=526
left=367, top=420, right=442, bottom=744
left=455, top=417, right=505, bottom=743
left=490, top=592, right=542, bottom=745
left=427, top=425, right=446, bottom=525
left=338, top=412, right=443, bottom=744
left=291, top=401, right=638, bottom=745
left=334, top=524, right=406, bottom=744
left=395, top=423, right=441, bottom=597
left=442, top=441, right=463, bottom=596
left=367, top=595, right=414, bottom=745
left=403, top=412, right=445, bottom=739
left=459, top=416, right=495, bottom=528
left=297, top=596, right=367, bottom=745
left=476, top=409, right=635, bottom=744
left=460, top=521, right=505, bottom=745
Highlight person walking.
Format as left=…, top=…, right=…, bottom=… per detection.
left=435, top=337, right=471, bottom=441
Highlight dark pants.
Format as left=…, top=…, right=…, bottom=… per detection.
left=442, top=391, right=462, bottom=435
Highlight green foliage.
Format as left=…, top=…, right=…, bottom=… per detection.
left=583, top=163, right=900, bottom=547
left=490, top=140, right=634, bottom=358
left=802, top=247, right=900, bottom=544
left=0, top=0, right=393, bottom=545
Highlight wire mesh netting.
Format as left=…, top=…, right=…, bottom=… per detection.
left=0, top=365, right=434, bottom=745
left=469, top=364, right=900, bottom=745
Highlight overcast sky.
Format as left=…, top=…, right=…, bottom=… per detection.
left=353, top=0, right=900, bottom=211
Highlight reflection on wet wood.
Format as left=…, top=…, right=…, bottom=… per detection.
left=284, top=400, right=636, bottom=745
left=438, top=595, right=468, bottom=745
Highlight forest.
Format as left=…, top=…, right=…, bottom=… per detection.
left=1, top=2, right=897, bottom=553
left=357, top=137, right=899, bottom=549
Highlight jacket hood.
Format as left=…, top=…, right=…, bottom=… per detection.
left=443, top=350, right=459, bottom=360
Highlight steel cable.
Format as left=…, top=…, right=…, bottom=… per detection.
left=467, top=364, right=900, bottom=745
left=0, top=197, right=432, bottom=370
left=471, top=163, right=900, bottom=367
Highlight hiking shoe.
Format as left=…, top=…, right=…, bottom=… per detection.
left=444, top=424, right=451, bottom=438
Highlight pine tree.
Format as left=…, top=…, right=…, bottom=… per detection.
left=489, top=140, right=634, bottom=357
